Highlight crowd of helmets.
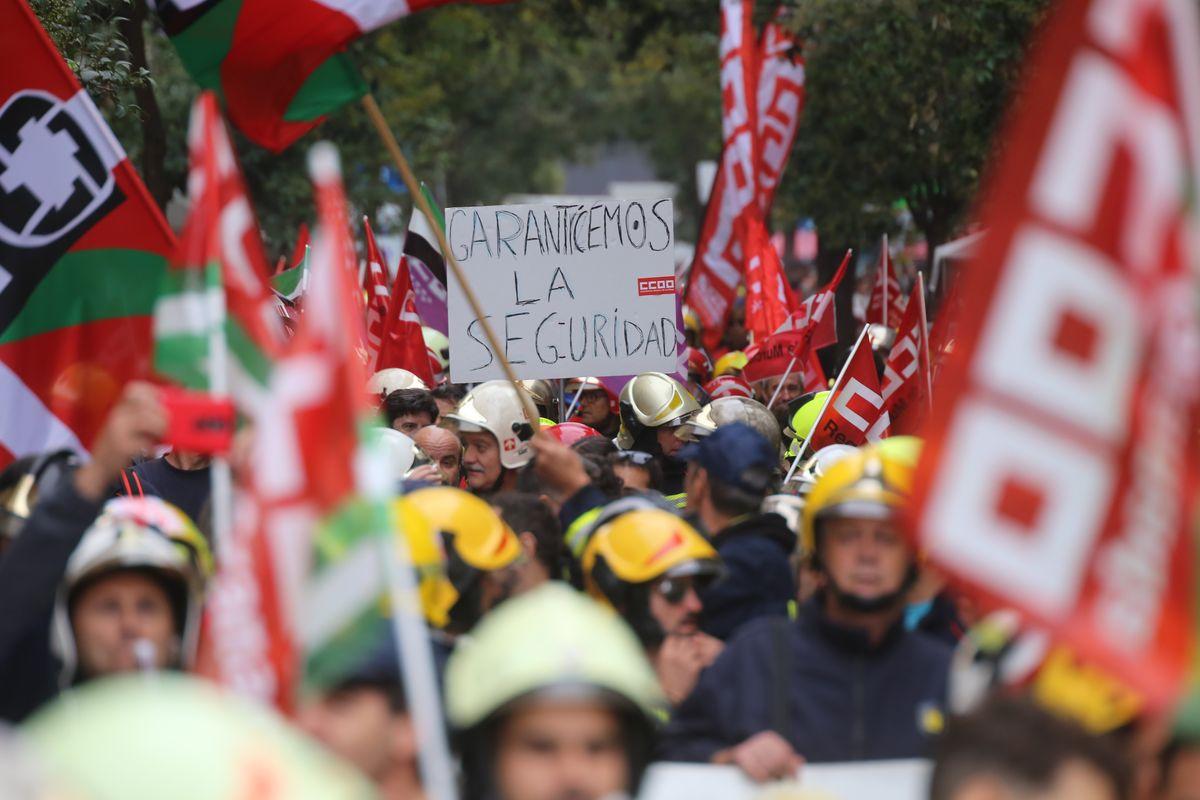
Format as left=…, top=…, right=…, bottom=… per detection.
left=0, top=314, right=1198, bottom=800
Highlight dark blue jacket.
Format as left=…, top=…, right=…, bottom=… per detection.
left=699, top=512, right=796, bottom=641
left=0, top=474, right=104, bottom=722
left=660, top=595, right=953, bottom=763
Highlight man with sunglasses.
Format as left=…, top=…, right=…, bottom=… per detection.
left=679, top=422, right=797, bottom=641
left=660, top=445, right=952, bottom=780
left=581, top=508, right=725, bottom=706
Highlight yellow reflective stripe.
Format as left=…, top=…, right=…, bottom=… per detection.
left=565, top=507, right=603, bottom=558
left=787, top=599, right=798, bottom=620
left=666, top=493, right=688, bottom=510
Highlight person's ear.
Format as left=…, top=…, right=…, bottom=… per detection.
left=518, top=531, right=538, bottom=561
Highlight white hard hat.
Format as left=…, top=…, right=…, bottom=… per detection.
left=368, top=368, right=428, bottom=398
left=445, top=381, right=534, bottom=470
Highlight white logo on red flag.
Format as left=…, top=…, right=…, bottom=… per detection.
left=881, top=277, right=932, bottom=434
left=805, top=329, right=890, bottom=451
left=909, top=0, right=1200, bottom=707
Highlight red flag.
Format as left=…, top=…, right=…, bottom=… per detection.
left=755, top=11, right=806, bottom=214
left=289, top=223, right=310, bottom=270
left=686, top=0, right=807, bottom=352
left=376, top=253, right=435, bottom=385
left=881, top=275, right=931, bottom=435
left=742, top=214, right=799, bottom=340
left=362, top=217, right=391, bottom=366
left=776, top=248, right=851, bottom=351
left=908, top=0, right=1200, bottom=707
left=865, top=236, right=906, bottom=327
left=197, top=144, right=374, bottom=711
left=804, top=327, right=890, bottom=452
left=0, top=0, right=176, bottom=466
left=743, top=327, right=826, bottom=394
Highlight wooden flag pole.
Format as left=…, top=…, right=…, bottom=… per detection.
left=361, top=94, right=540, bottom=430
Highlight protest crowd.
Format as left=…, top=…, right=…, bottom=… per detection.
left=2, top=0, right=1200, bottom=799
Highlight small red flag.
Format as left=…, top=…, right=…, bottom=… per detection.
left=865, top=237, right=906, bottom=328
left=376, top=252, right=435, bottom=385
left=362, top=217, right=391, bottom=366
left=881, top=275, right=932, bottom=435
left=803, top=327, right=890, bottom=453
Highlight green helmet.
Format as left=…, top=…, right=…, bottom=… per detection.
left=446, top=583, right=663, bottom=728
left=24, top=674, right=376, bottom=800
left=445, top=583, right=663, bottom=798
left=785, top=391, right=830, bottom=457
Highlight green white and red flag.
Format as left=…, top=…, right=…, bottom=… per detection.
left=198, top=143, right=376, bottom=712
left=0, top=0, right=175, bottom=467
left=153, top=0, right=510, bottom=152
left=153, top=92, right=284, bottom=401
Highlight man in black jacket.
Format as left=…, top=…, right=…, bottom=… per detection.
left=679, top=423, right=796, bottom=641
left=0, top=382, right=168, bottom=721
left=659, top=445, right=952, bottom=780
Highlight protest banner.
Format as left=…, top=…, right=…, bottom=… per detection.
left=639, top=759, right=929, bottom=800
left=444, top=200, right=679, bottom=383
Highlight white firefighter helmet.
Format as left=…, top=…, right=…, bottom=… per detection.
left=367, top=368, right=427, bottom=398
left=445, top=381, right=534, bottom=470
left=616, top=372, right=700, bottom=450
left=51, top=496, right=212, bottom=687
left=676, top=396, right=782, bottom=453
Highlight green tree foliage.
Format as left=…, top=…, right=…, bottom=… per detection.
left=777, top=0, right=1050, bottom=253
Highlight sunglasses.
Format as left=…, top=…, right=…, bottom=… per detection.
left=654, top=575, right=701, bottom=605
left=615, top=450, right=655, bottom=466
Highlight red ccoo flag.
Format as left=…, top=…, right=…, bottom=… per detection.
left=376, top=251, right=435, bottom=385
left=801, top=326, right=890, bottom=455
left=881, top=274, right=932, bottom=435
left=775, top=247, right=851, bottom=352
left=362, top=217, right=391, bottom=366
left=907, top=0, right=1200, bottom=708
left=865, top=235, right=906, bottom=328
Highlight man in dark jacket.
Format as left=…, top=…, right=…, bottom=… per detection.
left=659, top=445, right=953, bottom=780
left=0, top=381, right=166, bottom=721
left=678, top=423, right=796, bottom=641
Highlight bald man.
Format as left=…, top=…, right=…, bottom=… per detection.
left=414, top=425, right=463, bottom=486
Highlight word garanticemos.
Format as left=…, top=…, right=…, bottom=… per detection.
left=447, top=200, right=673, bottom=262
left=466, top=311, right=679, bottom=371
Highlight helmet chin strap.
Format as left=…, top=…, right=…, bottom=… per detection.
left=824, top=562, right=918, bottom=615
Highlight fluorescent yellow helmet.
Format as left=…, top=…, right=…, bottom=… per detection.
left=713, top=350, right=748, bottom=378
left=799, top=445, right=913, bottom=557
left=784, top=391, right=830, bottom=457
left=405, top=487, right=522, bottom=633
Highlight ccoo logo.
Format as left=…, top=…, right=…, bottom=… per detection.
left=637, top=275, right=676, bottom=296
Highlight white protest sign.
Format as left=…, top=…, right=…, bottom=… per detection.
left=638, top=759, right=930, bottom=800
left=445, top=199, right=679, bottom=383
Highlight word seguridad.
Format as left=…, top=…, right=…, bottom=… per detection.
left=446, top=199, right=679, bottom=382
